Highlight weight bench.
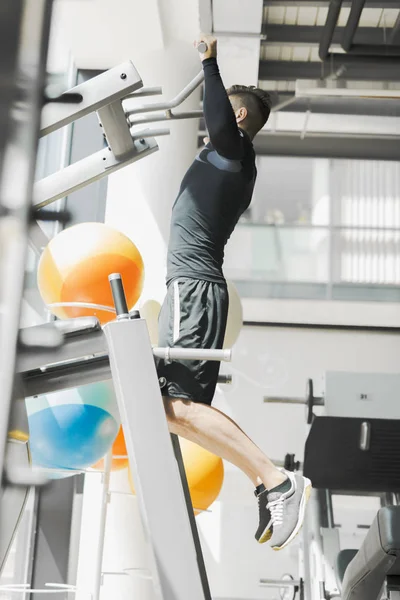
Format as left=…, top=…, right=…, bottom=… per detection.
left=338, top=507, right=400, bottom=600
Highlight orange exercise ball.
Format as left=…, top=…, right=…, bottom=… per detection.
left=92, top=426, right=129, bottom=472
left=37, top=223, right=144, bottom=324
left=128, top=438, right=224, bottom=515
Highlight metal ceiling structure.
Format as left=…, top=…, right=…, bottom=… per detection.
left=201, top=0, right=400, bottom=158
left=258, top=0, right=400, bottom=158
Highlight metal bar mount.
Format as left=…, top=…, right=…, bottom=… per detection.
left=34, top=62, right=205, bottom=209
left=126, top=69, right=204, bottom=126
left=125, top=70, right=204, bottom=118
left=18, top=313, right=233, bottom=398
left=264, top=378, right=323, bottom=424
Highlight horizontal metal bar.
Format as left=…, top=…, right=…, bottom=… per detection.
left=129, top=110, right=203, bottom=126
left=199, top=131, right=400, bottom=159
left=213, top=31, right=267, bottom=40
left=263, top=395, right=324, bottom=405
left=22, top=353, right=232, bottom=397
left=153, top=347, right=231, bottom=362
left=251, top=131, right=400, bottom=160
left=203, top=94, right=400, bottom=117
left=131, top=128, right=170, bottom=139
left=16, top=329, right=107, bottom=374
left=22, top=355, right=111, bottom=397
left=259, top=578, right=301, bottom=587
left=40, top=61, right=143, bottom=137
left=264, top=0, right=400, bottom=6
left=262, top=24, right=392, bottom=46
left=127, top=71, right=204, bottom=116
left=259, top=58, right=400, bottom=81
left=124, top=86, right=162, bottom=99
left=33, top=137, right=158, bottom=208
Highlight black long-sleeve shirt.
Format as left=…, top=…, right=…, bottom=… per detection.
left=166, top=57, right=257, bottom=284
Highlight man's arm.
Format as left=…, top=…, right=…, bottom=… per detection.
left=198, top=35, right=244, bottom=160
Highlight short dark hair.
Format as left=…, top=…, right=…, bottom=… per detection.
left=226, top=85, right=271, bottom=137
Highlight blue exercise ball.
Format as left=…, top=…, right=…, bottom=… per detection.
left=26, top=381, right=120, bottom=476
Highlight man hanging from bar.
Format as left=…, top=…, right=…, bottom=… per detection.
left=156, top=33, right=312, bottom=551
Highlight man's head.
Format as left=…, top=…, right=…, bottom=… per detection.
left=226, top=85, right=271, bottom=139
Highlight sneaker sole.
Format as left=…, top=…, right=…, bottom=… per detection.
left=272, top=478, right=312, bottom=551
left=257, top=523, right=273, bottom=544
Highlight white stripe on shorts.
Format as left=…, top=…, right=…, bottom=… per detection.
left=173, top=280, right=181, bottom=343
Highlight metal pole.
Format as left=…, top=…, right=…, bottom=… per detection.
left=263, top=395, right=324, bottom=405
left=126, top=70, right=204, bottom=117
left=319, top=0, right=343, bottom=60
left=131, top=128, right=170, bottom=140
left=129, top=110, right=203, bottom=126
left=260, top=578, right=301, bottom=586
left=153, top=347, right=231, bottom=362
left=341, top=0, right=366, bottom=52
left=92, top=449, right=112, bottom=600
left=0, top=0, right=53, bottom=488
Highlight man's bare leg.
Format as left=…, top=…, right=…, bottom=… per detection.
left=163, top=396, right=286, bottom=490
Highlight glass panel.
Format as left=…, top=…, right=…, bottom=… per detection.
left=225, top=224, right=400, bottom=303
left=225, top=224, right=329, bottom=284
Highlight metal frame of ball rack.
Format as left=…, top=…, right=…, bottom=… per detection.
left=0, top=7, right=224, bottom=599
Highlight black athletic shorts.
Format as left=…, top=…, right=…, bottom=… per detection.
left=156, top=277, right=229, bottom=405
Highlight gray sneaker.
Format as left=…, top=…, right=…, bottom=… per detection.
left=267, top=472, right=312, bottom=551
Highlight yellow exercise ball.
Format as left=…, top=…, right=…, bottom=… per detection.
left=37, top=223, right=144, bottom=325
left=223, top=280, right=243, bottom=349
left=128, top=438, right=224, bottom=515
left=140, top=299, right=161, bottom=345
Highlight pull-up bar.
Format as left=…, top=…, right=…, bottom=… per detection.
left=34, top=60, right=205, bottom=208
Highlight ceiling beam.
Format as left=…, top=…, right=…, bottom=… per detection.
left=264, top=0, right=400, bottom=6
left=200, top=95, right=400, bottom=117
left=197, top=132, right=400, bottom=160
left=262, top=24, right=391, bottom=46
left=252, top=132, right=400, bottom=160
left=268, top=94, right=400, bottom=116
left=259, top=58, right=400, bottom=81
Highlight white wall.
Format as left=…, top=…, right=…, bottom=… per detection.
left=242, top=296, right=400, bottom=328
left=200, top=322, right=400, bottom=599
